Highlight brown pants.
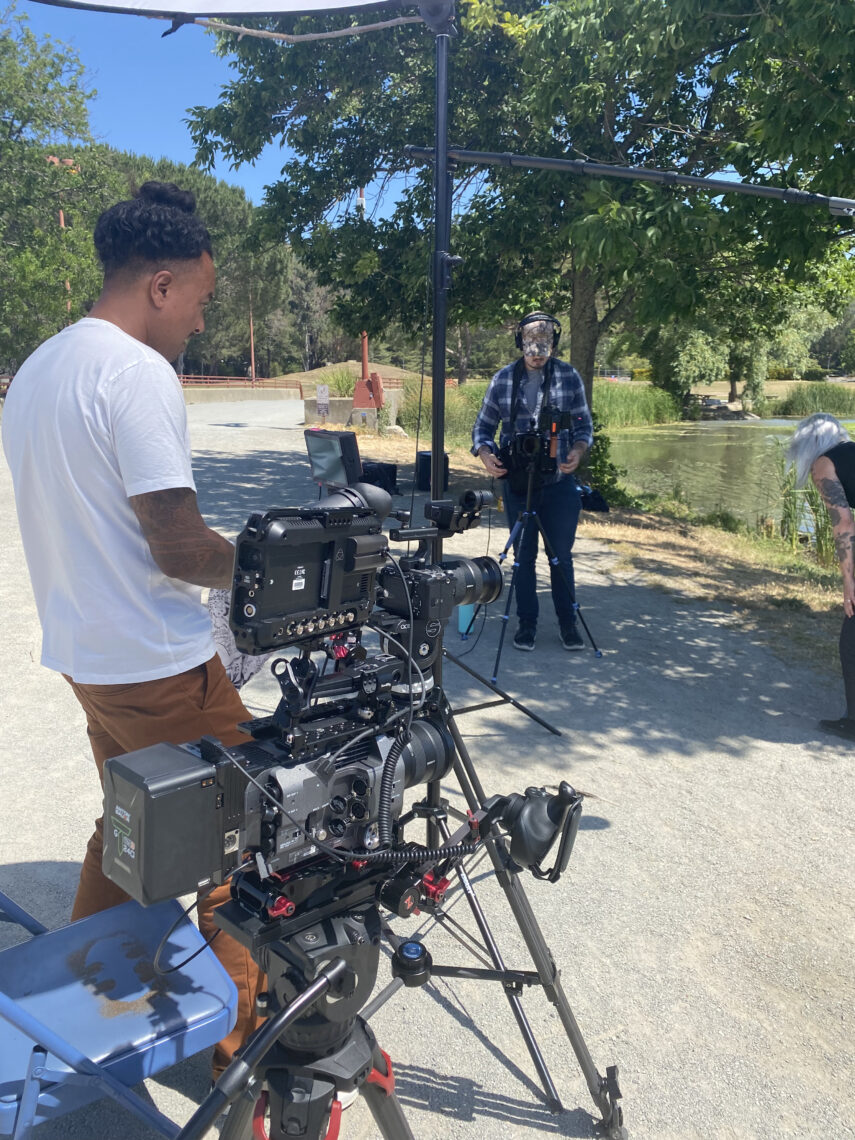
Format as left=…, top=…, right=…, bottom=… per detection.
left=66, top=654, right=263, bottom=1075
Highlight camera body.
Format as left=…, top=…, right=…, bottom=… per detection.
left=498, top=404, right=582, bottom=493
left=102, top=715, right=455, bottom=909
left=499, top=430, right=558, bottom=487
left=103, top=481, right=502, bottom=914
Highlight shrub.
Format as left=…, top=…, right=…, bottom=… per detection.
left=582, top=417, right=640, bottom=508
left=767, top=366, right=796, bottom=382
left=801, top=367, right=827, bottom=382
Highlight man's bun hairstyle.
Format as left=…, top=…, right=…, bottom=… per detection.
left=94, top=181, right=212, bottom=277
left=514, top=311, right=562, bottom=351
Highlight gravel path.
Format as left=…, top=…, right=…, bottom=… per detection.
left=0, top=399, right=852, bottom=1139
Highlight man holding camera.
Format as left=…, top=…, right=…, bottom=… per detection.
left=472, top=312, right=593, bottom=651
left=1, top=182, right=260, bottom=1075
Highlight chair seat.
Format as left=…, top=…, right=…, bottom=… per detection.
left=0, top=899, right=237, bottom=1132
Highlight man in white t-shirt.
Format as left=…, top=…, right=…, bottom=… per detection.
left=2, top=181, right=260, bottom=1075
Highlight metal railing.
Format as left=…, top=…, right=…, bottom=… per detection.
left=178, top=374, right=302, bottom=389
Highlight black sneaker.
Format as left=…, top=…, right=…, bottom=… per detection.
left=513, top=625, right=536, bottom=651
left=818, top=716, right=855, bottom=741
left=560, top=624, right=584, bottom=651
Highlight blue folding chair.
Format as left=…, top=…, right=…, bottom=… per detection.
left=0, top=890, right=238, bottom=1138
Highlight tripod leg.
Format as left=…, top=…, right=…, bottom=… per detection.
left=437, top=818, right=563, bottom=1112
left=360, top=1046, right=415, bottom=1140
left=491, top=555, right=518, bottom=683
left=491, top=510, right=532, bottom=683
left=218, top=1084, right=261, bottom=1140
left=446, top=713, right=627, bottom=1138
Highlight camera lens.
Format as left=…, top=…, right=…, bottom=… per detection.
left=461, top=489, right=495, bottom=512
left=443, top=556, right=503, bottom=607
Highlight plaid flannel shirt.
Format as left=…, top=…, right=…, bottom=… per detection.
left=471, top=357, right=594, bottom=465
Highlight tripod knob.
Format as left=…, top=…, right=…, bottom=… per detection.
left=391, top=940, right=432, bottom=987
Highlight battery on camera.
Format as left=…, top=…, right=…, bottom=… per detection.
left=102, top=741, right=244, bottom=906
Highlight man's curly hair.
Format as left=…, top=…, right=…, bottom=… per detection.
left=94, top=181, right=212, bottom=277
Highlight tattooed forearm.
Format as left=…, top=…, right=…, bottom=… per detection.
left=834, top=534, right=854, bottom=563
left=130, top=488, right=235, bottom=588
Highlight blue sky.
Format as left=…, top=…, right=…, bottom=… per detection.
left=22, top=0, right=286, bottom=203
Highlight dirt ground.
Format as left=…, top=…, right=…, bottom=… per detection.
left=2, top=397, right=853, bottom=1140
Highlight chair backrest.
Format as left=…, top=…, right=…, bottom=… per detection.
left=0, top=893, right=237, bottom=1137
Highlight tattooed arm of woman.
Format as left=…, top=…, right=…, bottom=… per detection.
left=811, top=455, right=855, bottom=617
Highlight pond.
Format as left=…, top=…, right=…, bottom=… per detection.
left=609, top=420, right=800, bottom=523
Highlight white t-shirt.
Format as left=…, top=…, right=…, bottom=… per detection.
left=2, top=318, right=216, bottom=683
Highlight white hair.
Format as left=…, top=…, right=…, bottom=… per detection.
left=786, top=412, right=850, bottom=487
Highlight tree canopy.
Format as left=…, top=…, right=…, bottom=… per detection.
left=0, top=6, right=339, bottom=377
left=187, top=0, right=855, bottom=399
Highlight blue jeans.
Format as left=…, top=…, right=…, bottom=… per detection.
left=503, top=475, right=581, bottom=628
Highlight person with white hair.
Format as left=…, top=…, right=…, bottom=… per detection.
left=787, top=412, right=855, bottom=739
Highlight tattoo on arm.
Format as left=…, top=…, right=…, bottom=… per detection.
left=130, top=488, right=235, bottom=588
left=817, top=476, right=850, bottom=511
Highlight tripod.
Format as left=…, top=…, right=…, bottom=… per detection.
left=178, top=904, right=415, bottom=1140
left=175, top=684, right=627, bottom=1140
left=491, top=461, right=601, bottom=683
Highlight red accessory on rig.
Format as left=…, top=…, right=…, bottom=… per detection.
left=365, top=1049, right=396, bottom=1098
left=421, top=869, right=451, bottom=903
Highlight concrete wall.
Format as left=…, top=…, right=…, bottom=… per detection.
left=183, top=388, right=302, bottom=405
left=303, top=396, right=357, bottom=425
left=303, top=389, right=403, bottom=426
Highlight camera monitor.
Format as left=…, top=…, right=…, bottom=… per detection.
left=305, top=429, right=363, bottom=488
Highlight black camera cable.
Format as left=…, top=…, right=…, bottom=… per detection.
left=151, top=870, right=245, bottom=976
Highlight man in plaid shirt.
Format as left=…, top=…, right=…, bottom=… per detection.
left=471, top=312, right=593, bottom=652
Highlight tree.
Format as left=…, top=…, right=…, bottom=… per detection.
left=813, top=303, right=855, bottom=372
left=188, top=0, right=854, bottom=408
left=0, top=7, right=126, bottom=368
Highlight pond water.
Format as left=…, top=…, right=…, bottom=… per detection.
left=609, top=420, right=800, bottom=523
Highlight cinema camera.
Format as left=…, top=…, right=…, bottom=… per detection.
left=103, top=430, right=582, bottom=930
left=499, top=404, right=582, bottom=491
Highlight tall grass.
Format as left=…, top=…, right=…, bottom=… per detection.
left=398, top=380, right=489, bottom=442
left=774, top=440, right=836, bottom=567
left=398, top=378, right=681, bottom=439
left=773, top=381, right=855, bottom=419
left=323, top=367, right=358, bottom=396
left=593, top=381, right=681, bottom=427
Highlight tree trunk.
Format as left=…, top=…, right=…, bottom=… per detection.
left=727, top=350, right=740, bottom=403
left=456, top=323, right=471, bottom=384
left=569, top=268, right=599, bottom=410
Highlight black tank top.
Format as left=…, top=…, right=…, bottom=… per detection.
left=823, top=441, right=855, bottom=508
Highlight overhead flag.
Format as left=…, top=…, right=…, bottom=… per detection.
left=30, top=0, right=403, bottom=16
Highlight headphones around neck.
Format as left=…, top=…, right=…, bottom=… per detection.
left=514, top=311, right=562, bottom=352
